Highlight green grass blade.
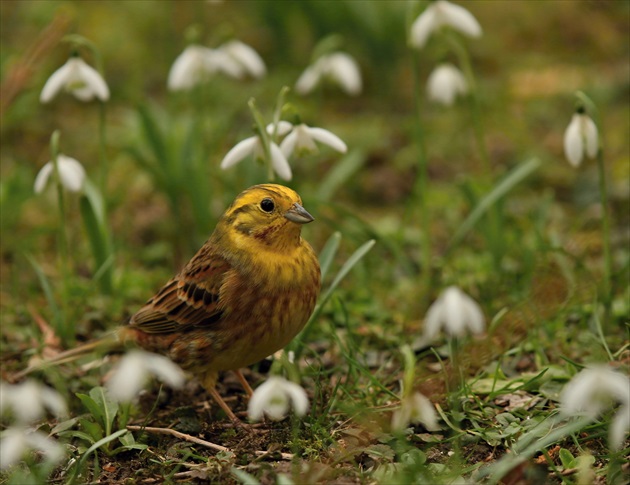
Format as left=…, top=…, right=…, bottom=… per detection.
left=448, top=157, right=541, bottom=252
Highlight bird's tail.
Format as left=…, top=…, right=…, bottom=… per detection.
left=11, top=331, right=123, bottom=381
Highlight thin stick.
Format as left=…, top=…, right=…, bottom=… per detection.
left=126, top=425, right=229, bottom=453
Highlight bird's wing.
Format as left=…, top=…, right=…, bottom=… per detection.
left=128, top=252, right=231, bottom=334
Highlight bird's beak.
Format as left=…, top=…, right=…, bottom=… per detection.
left=284, top=203, right=314, bottom=224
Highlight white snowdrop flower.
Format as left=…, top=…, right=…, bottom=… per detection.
left=280, top=123, right=347, bottom=159
left=33, top=154, right=86, bottom=194
left=248, top=376, right=309, bottom=421
left=560, top=365, right=629, bottom=418
left=296, top=52, right=362, bottom=96
left=0, top=380, right=67, bottom=424
left=106, top=350, right=185, bottom=402
left=219, top=40, right=266, bottom=79
left=220, top=135, right=292, bottom=180
left=563, top=110, right=599, bottom=167
left=168, top=45, right=243, bottom=91
left=0, top=427, right=65, bottom=470
left=423, top=286, right=485, bottom=341
left=410, top=0, right=482, bottom=49
left=560, top=365, right=629, bottom=450
left=427, top=63, right=468, bottom=106
left=40, top=56, right=109, bottom=103
left=391, top=392, right=439, bottom=432
left=168, top=45, right=212, bottom=91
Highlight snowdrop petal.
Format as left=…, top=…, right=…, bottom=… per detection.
left=307, top=127, right=347, bottom=153
left=427, top=64, right=467, bottom=106
left=423, top=302, right=444, bottom=342
left=280, top=130, right=299, bottom=159
left=410, top=7, right=438, bottom=48
left=423, top=286, right=485, bottom=341
left=57, top=155, right=86, bottom=192
left=563, top=114, right=584, bottom=167
left=582, top=116, right=599, bottom=158
left=221, top=40, right=266, bottom=79
left=267, top=120, right=294, bottom=137
left=295, top=65, right=321, bottom=95
left=107, top=352, right=146, bottom=402
left=144, top=353, right=185, bottom=389
left=168, top=45, right=214, bottom=91
left=208, top=49, right=245, bottom=79
left=248, top=377, right=308, bottom=421
left=40, top=61, right=74, bottom=103
left=220, top=136, right=259, bottom=170
left=392, top=392, right=438, bottom=432
left=76, top=60, right=110, bottom=101
left=560, top=365, right=629, bottom=418
left=283, top=381, right=309, bottom=417
left=0, top=429, right=65, bottom=468
left=328, top=53, right=362, bottom=96
left=609, top=404, right=629, bottom=451
left=440, top=0, right=482, bottom=38
left=270, top=142, right=292, bottom=180
left=25, top=431, right=65, bottom=463
left=34, top=163, right=54, bottom=194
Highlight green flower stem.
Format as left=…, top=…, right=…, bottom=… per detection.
left=596, top=146, right=612, bottom=317
left=98, top=101, right=108, bottom=194
left=575, top=91, right=612, bottom=322
left=447, top=32, right=504, bottom=268
left=446, top=32, right=490, bottom=177
left=50, top=131, right=71, bottom=343
left=404, top=50, right=432, bottom=308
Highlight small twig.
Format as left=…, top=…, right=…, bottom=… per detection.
left=254, top=450, right=294, bottom=461
left=126, top=425, right=229, bottom=453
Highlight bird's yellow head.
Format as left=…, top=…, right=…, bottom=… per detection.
left=219, top=184, right=314, bottom=252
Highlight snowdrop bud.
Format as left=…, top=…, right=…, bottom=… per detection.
left=563, top=109, right=599, bottom=167
left=427, top=63, right=468, bottom=106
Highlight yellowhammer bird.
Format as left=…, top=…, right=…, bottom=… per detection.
left=17, top=184, right=321, bottom=422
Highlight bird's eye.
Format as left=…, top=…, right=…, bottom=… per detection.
left=260, top=198, right=275, bottom=213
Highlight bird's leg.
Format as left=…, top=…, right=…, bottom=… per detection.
left=202, top=371, right=249, bottom=427
left=234, top=369, right=254, bottom=398
left=207, top=386, right=243, bottom=425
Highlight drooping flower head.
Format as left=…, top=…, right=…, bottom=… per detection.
left=0, top=380, right=67, bottom=424
left=33, top=154, right=86, bottom=194
left=423, top=286, right=485, bottom=341
left=106, top=350, right=186, bottom=402
left=168, top=40, right=266, bottom=91
left=391, top=391, right=440, bottom=432
left=563, top=107, right=599, bottom=167
left=41, top=54, right=109, bottom=103
left=295, top=52, right=362, bottom=96
left=248, top=376, right=309, bottom=421
left=0, top=427, right=65, bottom=470
left=410, top=0, right=482, bottom=49
left=280, top=123, right=347, bottom=159
left=560, top=365, right=629, bottom=450
left=426, top=63, right=468, bottom=106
